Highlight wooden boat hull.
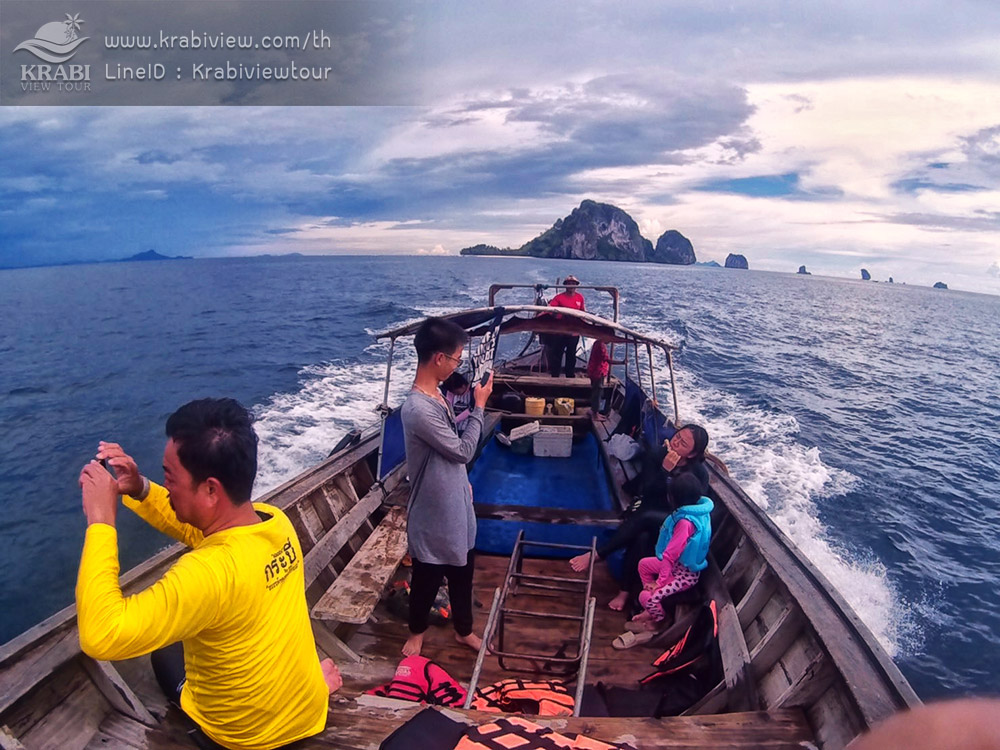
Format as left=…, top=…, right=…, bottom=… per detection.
left=0, top=364, right=918, bottom=750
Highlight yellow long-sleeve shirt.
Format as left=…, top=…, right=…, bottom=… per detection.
left=76, top=483, right=328, bottom=750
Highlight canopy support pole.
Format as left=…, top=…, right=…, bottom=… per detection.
left=646, top=342, right=658, bottom=407
left=375, top=338, right=395, bottom=481
left=664, top=345, right=680, bottom=426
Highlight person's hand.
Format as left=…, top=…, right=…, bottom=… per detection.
left=644, top=582, right=656, bottom=592
left=473, top=372, right=494, bottom=408
left=96, top=441, right=144, bottom=497
left=661, top=449, right=681, bottom=471
left=79, top=461, right=119, bottom=527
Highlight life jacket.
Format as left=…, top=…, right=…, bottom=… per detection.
left=455, top=716, right=626, bottom=750
left=639, top=601, right=719, bottom=687
left=470, top=678, right=575, bottom=716
left=655, top=495, right=714, bottom=572
left=366, top=655, right=466, bottom=706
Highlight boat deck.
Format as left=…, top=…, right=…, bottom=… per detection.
left=86, top=554, right=816, bottom=749
left=343, top=553, right=651, bottom=691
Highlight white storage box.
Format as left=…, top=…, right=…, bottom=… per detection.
left=533, top=425, right=573, bottom=458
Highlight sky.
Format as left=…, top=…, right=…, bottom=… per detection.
left=2, top=1, right=1000, bottom=294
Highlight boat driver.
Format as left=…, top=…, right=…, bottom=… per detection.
left=546, top=275, right=586, bottom=378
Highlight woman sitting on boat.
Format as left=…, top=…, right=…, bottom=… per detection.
left=569, top=424, right=710, bottom=611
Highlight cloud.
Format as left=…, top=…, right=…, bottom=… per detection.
left=416, top=244, right=448, bottom=255
left=4, top=3, right=1000, bottom=291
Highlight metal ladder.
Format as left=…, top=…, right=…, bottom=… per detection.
left=463, top=530, right=597, bottom=716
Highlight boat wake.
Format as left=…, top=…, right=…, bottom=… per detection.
left=254, top=337, right=419, bottom=495
left=667, top=363, right=918, bottom=659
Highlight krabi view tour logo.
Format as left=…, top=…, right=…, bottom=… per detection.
left=15, top=13, right=89, bottom=62
left=14, top=13, right=91, bottom=92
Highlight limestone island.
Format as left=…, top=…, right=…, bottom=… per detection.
left=797, top=265, right=811, bottom=275
left=460, top=200, right=701, bottom=265
left=725, top=253, right=749, bottom=269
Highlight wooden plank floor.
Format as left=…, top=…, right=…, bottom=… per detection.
left=337, top=553, right=665, bottom=694
left=90, top=554, right=817, bottom=749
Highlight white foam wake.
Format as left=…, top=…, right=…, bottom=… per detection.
left=664, top=361, right=910, bottom=657
left=253, top=350, right=417, bottom=495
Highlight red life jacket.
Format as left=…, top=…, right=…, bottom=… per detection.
left=470, top=678, right=575, bottom=716
left=366, top=655, right=467, bottom=706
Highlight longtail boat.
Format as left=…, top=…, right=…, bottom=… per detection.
left=0, top=283, right=919, bottom=750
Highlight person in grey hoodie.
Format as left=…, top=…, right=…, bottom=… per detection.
left=400, top=317, right=493, bottom=657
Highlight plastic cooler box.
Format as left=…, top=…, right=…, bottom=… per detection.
left=533, top=425, right=573, bottom=457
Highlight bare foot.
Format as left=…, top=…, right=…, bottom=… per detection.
left=455, top=632, right=483, bottom=652
left=321, top=658, right=342, bottom=694
left=608, top=591, right=628, bottom=611
left=630, top=611, right=652, bottom=623
left=595, top=414, right=607, bottom=422
left=402, top=632, right=424, bottom=657
left=569, top=552, right=592, bottom=572
left=631, top=619, right=658, bottom=632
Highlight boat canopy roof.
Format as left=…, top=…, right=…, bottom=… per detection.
left=375, top=305, right=675, bottom=350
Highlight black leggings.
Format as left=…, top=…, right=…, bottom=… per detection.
left=409, top=551, right=475, bottom=636
left=151, top=641, right=186, bottom=705
left=597, top=509, right=670, bottom=599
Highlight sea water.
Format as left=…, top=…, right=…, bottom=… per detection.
left=0, top=255, right=997, bottom=700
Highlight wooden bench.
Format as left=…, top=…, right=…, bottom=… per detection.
left=310, top=506, right=408, bottom=625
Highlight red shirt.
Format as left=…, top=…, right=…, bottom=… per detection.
left=548, top=291, right=585, bottom=313
left=587, top=341, right=610, bottom=379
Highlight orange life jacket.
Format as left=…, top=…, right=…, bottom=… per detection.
left=455, top=716, right=625, bottom=750
left=470, top=678, right=575, bottom=716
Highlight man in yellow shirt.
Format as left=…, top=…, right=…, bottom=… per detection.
left=76, top=398, right=339, bottom=750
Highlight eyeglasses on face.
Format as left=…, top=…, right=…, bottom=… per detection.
left=440, top=352, right=464, bottom=365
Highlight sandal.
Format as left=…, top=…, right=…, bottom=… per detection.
left=612, top=630, right=655, bottom=650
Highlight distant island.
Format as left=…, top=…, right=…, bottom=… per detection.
left=725, top=253, right=749, bottom=269
left=933, top=281, right=948, bottom=289
left=797, top=265, right=811, bottom=275
left=460, top=200, right=710, bottom=266
left=124, top=249, right=193, bottom=262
